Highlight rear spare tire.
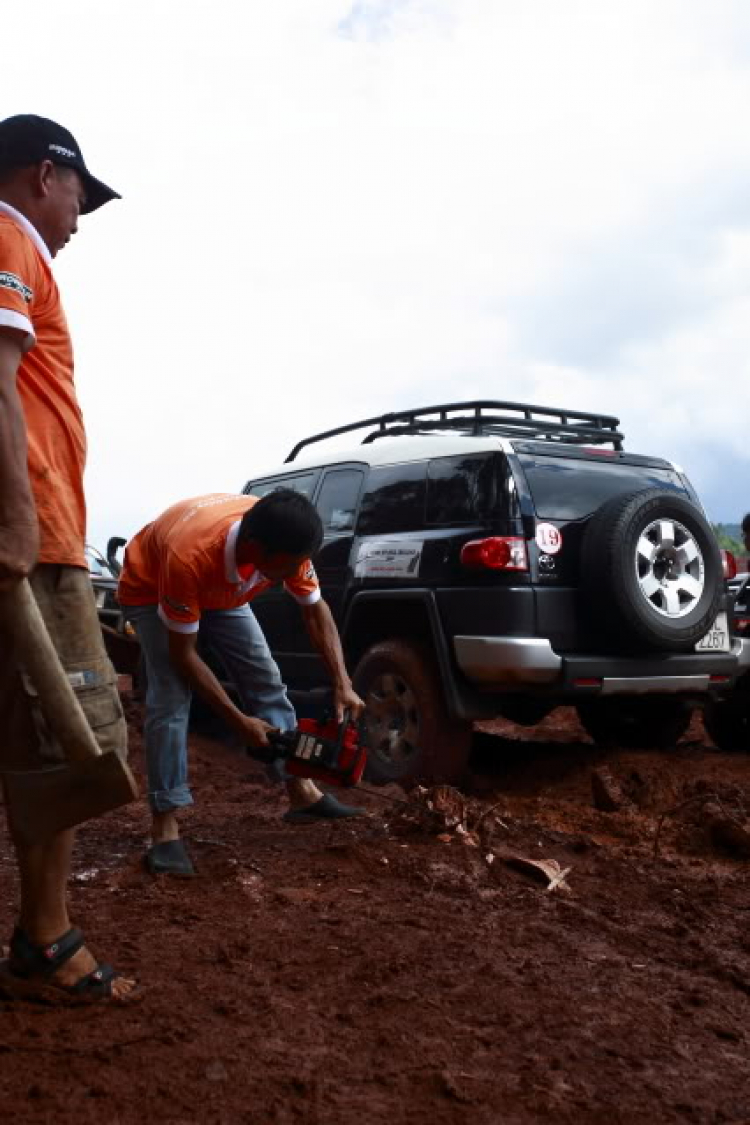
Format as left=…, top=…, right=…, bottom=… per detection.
left=580, top=488, right=722, bottom=653
left=353, top=639, right=472, bottom=786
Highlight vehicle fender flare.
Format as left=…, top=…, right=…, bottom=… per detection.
left=340, top=589, right=470, bottom=719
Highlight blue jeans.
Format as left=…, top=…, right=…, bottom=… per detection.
left=127, top=604, right=297, bottom=813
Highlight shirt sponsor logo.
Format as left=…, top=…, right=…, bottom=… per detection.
left=163, top=595, right=191, bottom=615
left=178, top=495, right=236, bottom=523
left=0, top=271, right=33, bottom=302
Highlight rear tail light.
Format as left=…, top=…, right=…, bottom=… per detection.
left=721, top=550, right=737, bottom=580
left=460, top=537, right=528, bottom=571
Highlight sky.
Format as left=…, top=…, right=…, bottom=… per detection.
left=6, top=0, right=750, bottom=547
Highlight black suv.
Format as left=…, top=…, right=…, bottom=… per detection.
left=242, top=400, right=750, bottom=784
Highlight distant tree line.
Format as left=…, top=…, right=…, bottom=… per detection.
left=713, top=523, right=744, bottom=555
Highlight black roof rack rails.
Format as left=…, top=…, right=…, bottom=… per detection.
left=284, top=400, right=624, bottom=462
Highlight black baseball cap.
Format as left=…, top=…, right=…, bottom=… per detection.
left=0, top=114, right=120, bottom=214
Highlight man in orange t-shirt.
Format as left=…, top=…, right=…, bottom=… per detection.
left=119, top=489, right=365, bottom=875
left=0, top=114, right=136, bottom=1000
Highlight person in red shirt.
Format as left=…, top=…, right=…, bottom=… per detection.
left=0, top=115, right=136, bottom=1000
left=119, top=489, right=365, bottom=875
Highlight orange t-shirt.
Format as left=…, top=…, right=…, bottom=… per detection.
left=117, top=493, right=321, bottom=633
left=0, top=203, right=86, bottom=568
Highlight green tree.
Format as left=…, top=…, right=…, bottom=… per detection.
left=713, top=523, right=744, bottom=555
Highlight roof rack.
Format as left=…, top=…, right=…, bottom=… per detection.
left=284, top=400, right=624, bottom=462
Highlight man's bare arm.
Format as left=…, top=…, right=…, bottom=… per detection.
left=301, top=599, right=365, bottom=721
left=166, top=629, right=274, bottom=747
left=0, top=329, right=38, bottom=588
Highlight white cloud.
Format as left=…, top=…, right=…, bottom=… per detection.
left=5, top=0, right=750, bottom=545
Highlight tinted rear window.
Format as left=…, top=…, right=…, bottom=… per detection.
left=426, top=453, right=520, bottom=525
left=427, top=455, right=495, bottom=524
left=357, top=463, right=427, bottom=535
left=518, top=453, right=686, bottom=520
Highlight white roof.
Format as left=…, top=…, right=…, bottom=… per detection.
left=244, top=433, right=511, bottom=484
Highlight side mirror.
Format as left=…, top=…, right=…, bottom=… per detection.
left=106, top=536, right=127, bottom=576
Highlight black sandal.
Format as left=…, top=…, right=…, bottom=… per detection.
left=3, top=926, right=132, bottom=1001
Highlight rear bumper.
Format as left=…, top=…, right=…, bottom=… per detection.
left=453, top=634, right=750, bottom=694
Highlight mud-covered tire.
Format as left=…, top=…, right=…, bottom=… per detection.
left=703, top=676, right=750, bottom=753
left=580, top=489, right=722, bottom=653
left=353, top=639, right=472, bottom=786
left=576, top=697, right=692, bottom=750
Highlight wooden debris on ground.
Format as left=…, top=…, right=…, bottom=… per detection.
left=385, top=786, right=573, bottom=892
left=490, top=849, right=573, bottom=893
left=590, top=767, right=633, bottom=813
left=385, top=785, right=508, bottom=850
left=652, top=788, right=750, bottom=859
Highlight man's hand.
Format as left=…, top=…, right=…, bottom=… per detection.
left=240, top=715, right=276, bottom=748
left=334, top=684, right=365, bottom=723
left=168, top=629, right=277, bottom=745
left=301, top=599, right=365, bottom=723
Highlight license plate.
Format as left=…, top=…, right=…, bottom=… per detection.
left=695, top=612, right=730, bottom=652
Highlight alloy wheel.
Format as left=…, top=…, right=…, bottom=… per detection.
left=635, top=518, right=705, bottom=618
left=363, top=672, right=420, bottom=765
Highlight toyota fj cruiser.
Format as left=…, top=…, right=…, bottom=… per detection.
left=241, top=400, right=750, bottom=784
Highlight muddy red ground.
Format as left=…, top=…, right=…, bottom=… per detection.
left=1, top=700, right=749, bottom=1124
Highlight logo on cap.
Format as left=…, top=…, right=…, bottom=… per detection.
left=49, top=143, right=76, bottom=159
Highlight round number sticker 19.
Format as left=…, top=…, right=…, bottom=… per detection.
left=536, top=522, right=563, bottom=555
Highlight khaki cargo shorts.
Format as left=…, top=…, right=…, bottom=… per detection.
left=0, top=565, right=127, bottom=775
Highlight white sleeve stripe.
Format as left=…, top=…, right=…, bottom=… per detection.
left=0, top=309, right=35, bottom=351
left=158, top=604, right=200, bottom=633
left=289, top=588, right=322, bottom=606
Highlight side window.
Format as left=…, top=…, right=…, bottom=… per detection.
left=427, top=453, right=520, bottom=525
left=357, top=463, right=427, bottom=536
left=315, top=469, right=364, bottom=534
left=244, top=472, right=318, bottom=499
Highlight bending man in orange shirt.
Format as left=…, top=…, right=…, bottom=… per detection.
left=0, top=115, right=136, bottom=1000
left=118, top=489, right=365, bottom=875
